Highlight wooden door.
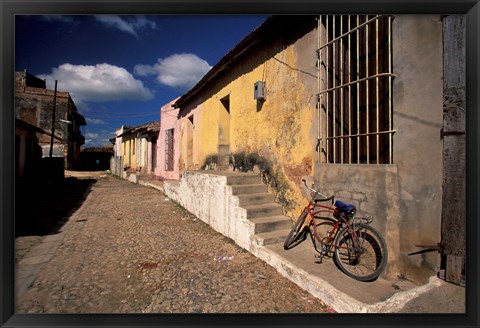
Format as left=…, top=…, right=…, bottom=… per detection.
left=440, top=15, right=465, bottom=286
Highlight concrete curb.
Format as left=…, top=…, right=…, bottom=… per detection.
left=255, top=243, right=450, bottom=313
left=254, top=245, right=368, bottom=313
left=367, top=276, right=446, bottom=313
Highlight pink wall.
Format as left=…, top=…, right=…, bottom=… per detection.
left=155, top=98, right=180, bottom=180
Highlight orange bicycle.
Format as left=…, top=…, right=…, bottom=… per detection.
left=284, top=179, right=388, bottom=282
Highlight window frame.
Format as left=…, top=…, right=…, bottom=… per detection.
left=317, top=15, right=396, bottom=164
left=165, top=128, right=174, bottom=171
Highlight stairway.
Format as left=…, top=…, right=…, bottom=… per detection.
left=226, top=174, right=292, bottom=246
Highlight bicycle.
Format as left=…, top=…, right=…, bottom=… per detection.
left=283, top=179, right=388, bottom=282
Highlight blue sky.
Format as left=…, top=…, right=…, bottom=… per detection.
left=15, top=15, right=267, bottom=147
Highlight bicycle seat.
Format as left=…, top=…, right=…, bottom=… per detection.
left=334, top=200, right=356, bottom=213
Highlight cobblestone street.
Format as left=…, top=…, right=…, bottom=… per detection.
left=15, top=173, right=330, bottom=313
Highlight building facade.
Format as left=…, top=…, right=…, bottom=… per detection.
left=155, top=99, right=180, bottom=180
left=110, top=125, right=130, bottom=176
left=172, top=15, right=464, bottom=284
left=15, top=118, right=47, bottom=177
left=15, top=70, right=86, bottom=170
left=118, top=122, right=160, bottom=174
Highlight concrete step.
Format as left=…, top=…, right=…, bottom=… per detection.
left=226, top=174, right=261, bottom=186
left=245, top=203, right=284, bottom=219
left=249, top=215, right=292, bottom=233
left=231, top=184, right=267, bottom=195
left=254, top=228, right=291, bottom=246
left=237, top=192, right=275, bottom=206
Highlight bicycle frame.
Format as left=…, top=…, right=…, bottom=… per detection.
left=304, top=197, right=362, bottom=255
left=284, top=179, right=388, bottom=281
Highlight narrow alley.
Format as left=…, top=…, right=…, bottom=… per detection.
left=15, top=172, right=331, bottom=313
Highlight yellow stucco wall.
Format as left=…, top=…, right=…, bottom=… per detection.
left=122, top=136, right=137, bottom=170
left=176, top=16, right=449, bottom=282
left=180, top=29, right=319, bottom=217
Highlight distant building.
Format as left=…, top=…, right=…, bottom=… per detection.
left=15, top=70, right=87, bottom=170
left=110, top=125, right=131, bottom=176
left=80, top=146, right=114, bottom=171
left=155, top=98, right=180, bottom=180
left=113, top=122, right=160, bottom=174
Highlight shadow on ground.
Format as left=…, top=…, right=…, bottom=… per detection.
left=15, top=177, right=96, bottom=237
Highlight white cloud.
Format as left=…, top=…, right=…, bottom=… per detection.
left=86, top=117, right=106, bottom=125
left=134, top=53, right=211, bottom=89
left=94, top=15, right=156, bottom=38
left=39, top=63, right=154, bottom=105
left=84, top=130, right=115, bottom=147
left=85, top=132, right=100, bottom=140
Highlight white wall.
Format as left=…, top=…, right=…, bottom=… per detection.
left=164, top=171, right=254, bottom=250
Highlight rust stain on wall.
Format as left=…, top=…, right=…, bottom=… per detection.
left=284, top=157, right=313, bottom=188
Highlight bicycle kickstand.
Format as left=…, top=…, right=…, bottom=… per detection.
left=310, top=233, right=324, bottom=264
left=311, top=241, right=325, bottom=263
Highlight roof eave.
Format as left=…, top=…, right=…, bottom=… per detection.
left=174, top=16, right=273, bottom=111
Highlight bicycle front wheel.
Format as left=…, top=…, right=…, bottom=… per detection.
left=283, top=212, right=308, bottom=250
left=333, top=224, right=388, bottom=282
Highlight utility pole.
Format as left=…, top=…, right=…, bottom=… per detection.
left=49, top=80, right=58, bottom=157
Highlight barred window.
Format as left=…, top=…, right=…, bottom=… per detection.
left=165, top=129, right=174, bottom=171
left=317, top=15, right=395, bottom=164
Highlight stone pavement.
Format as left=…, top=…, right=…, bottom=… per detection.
left=15, top=173, right=331, bottom=313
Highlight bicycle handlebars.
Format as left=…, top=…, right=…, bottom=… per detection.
left=302, top=179, right=334, bottom=202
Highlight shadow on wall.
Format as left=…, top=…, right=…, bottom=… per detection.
left=15, top=177, right=96, bottom=237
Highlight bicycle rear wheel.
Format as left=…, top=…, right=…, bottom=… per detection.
left=333, top=224, right=388, bottom=282
left=283, top=212, right=308, bottom=250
